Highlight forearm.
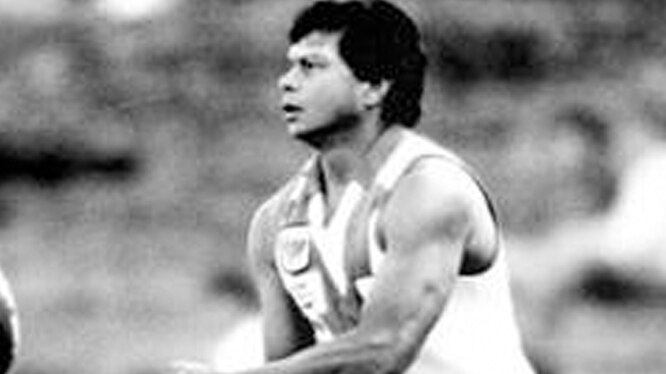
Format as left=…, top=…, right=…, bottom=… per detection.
left=230, top=331, right=403, bottom=374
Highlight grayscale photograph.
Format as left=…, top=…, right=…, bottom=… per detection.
left=0, top=1, right=664, bottom=374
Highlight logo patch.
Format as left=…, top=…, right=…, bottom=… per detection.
left=276, top=226, right=312, bottom=274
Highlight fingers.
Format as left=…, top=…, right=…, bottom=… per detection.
left=169, top=360, right=214, bottom=374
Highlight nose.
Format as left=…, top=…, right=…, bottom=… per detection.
left=278, top=66, right=297, bottom=92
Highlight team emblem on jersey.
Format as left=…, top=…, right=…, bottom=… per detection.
left=276, top=226, right=312, bottom=274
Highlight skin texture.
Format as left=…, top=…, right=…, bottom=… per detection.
left=241, top=156, right=497, bottom=374
left=171, top=24, right=499, bottom=374
left=278, top=32, right=388, bottom=154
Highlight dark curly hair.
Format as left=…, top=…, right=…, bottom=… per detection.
left=289, top=0, right=427, bottom=128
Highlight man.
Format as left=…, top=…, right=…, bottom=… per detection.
left=177, top=1, right=535, bottom=373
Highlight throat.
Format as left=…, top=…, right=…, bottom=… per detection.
left=317, top=153, right=359, bottom=221
left=323, top=183, right=350, bottom=223
left=313, top=125, right=383, bottom=223
left=312, top=179, right=364, bottom=234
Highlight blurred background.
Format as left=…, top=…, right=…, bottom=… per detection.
left=1, top=0, right=666, bottom=373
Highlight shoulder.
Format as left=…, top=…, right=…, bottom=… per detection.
left=247, top=173, right=304, bottom=268
left=381, top=152, right=499, bottom=272
left=387, top=157, right=484, bottom=232
left=394, top=130, right=489, bottom=206
left=248, top=192, right=285, bottom=265
left=403, top=132, right=496, bottom=223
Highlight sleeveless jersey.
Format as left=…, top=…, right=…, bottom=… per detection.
left=272, top=127, right=535, bottom=374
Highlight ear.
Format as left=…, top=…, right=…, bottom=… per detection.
left=359, top=80, right=391, bottom=109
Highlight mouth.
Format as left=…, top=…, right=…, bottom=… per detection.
left=282, top=103, right=302, bottom=113
left=281, top=103, right=303, bottom=121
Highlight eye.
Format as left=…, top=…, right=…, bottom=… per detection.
left=298, top=57, right=326, bottom=74
left=300, top=58, right=315, bottom=71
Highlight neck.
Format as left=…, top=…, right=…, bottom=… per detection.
left=317, top=117, right=386, bottom=189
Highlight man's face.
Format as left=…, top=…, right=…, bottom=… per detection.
left=278, top=32, right=366, bottom=143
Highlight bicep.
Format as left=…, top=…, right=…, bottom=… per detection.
left=356, top=164, right=475, bottom=356
left=247, top=203, right=315, bottom=361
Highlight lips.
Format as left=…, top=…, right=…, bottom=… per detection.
left=281, top=103, right=303, bottom=122
left=282, top=103, right=302, bottom=113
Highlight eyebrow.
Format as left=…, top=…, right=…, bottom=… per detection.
left=286, top=48, right=329, bottom=63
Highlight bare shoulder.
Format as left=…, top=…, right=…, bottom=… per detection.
left=382, top=157, right=498, bottom=272
left=387, top=157, right=488, bottom=224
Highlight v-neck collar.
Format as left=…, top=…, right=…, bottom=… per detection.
left=286, top=126, right=409, bottom=225
left=281, top=126, right=411, bottom=295
left=313, top=125, right=408, bottom=186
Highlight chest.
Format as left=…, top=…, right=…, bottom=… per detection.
left=274, top=182, right=384, bottom=339
left=277, top=182, right=376, bottom=295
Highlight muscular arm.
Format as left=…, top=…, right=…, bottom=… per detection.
left=235, top=161, right=492, bottom=374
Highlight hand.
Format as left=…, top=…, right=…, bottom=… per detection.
left=169, top=360, right=217, bottom=374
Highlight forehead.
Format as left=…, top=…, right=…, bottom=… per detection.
left=286, top=32, right=342, bottom=60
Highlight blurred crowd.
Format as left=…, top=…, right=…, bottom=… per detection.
left=0, top=1, right=664, bottom=374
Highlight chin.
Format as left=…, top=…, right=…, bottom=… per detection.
left=288, top=122, right=322, bottom=144
left=291, top=129, right=322, bottom=148
left=287, top=121, right=309, bottom=137
left=289, top=116, right=360, bottom=150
